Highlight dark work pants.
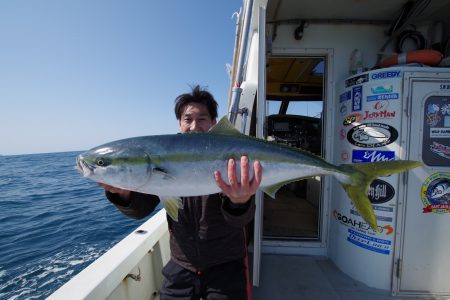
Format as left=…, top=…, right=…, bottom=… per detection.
left=160, top=259, right=248, bottom=300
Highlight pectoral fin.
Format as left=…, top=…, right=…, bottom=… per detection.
left=160, top=197, right=183, bottom=221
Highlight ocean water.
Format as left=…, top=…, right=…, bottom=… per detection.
left=0, top=151, right=154, bottom=299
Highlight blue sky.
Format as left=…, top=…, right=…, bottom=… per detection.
left=0, top=0, right=241, bottom=155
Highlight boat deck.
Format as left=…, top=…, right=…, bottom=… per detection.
left=252, top=254, right=424, bottom=300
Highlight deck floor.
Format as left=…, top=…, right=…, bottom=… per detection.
left=252, top=255, right=426, bottom=300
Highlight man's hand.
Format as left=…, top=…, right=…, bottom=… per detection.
left=97, top=183, right=131, bottom=201
left=214, top=156, right=263, bottom=204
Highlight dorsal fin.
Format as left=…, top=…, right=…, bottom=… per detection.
left=208, top=116, right=244, bottom=136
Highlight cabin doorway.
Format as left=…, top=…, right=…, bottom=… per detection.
left=262, top=56, right=325, bottom=240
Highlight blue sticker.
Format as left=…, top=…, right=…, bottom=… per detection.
left=347, top=228, right=391, bottom=255
left=340, top=91, right=351, bottom=103
left=370, top=70, right=401, bottom=80
left=352, top=150, right=395, bottom=162
left=367, top=93, right=399, bottom=101
left=352, top=86, right=362, bottom=111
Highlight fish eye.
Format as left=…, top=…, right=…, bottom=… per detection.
left=96, top=158, right=107, bottom=166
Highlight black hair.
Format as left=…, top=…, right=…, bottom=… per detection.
left=174, top=85, right=218, bottom=120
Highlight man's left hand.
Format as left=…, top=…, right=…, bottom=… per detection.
left=214, top=156, right=263, bottom=204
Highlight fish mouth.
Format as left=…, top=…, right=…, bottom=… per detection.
left=76, top=155, right=95, bottom=176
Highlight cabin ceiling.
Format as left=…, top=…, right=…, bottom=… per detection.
left=266, top=0, right=450, bottom=23
left=266, top=57, right=323, bottom=101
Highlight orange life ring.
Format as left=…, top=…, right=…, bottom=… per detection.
left=378, top=49, right=443, bottom=68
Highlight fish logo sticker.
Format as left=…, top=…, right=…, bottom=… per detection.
left=347, top=123, right=398, bottom=148
left=422, top=172, right=450, bottom=214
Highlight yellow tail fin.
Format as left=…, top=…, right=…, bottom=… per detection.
left=340, top=160, right=422, bottom=231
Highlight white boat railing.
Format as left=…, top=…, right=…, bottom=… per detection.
left=49, top=209, right=170, bottom=300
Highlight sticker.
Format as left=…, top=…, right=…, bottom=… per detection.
left=350, top=209, right=393, bottom=222
left=347, top=123, right=398, bottom=148
left=371, top=85, right=393, bottom=94
left=347, top=228, right=391, bottom=255
left=367, top=93, right=399, bottom=101
left=345, top=73, right=368, bottom=88
left=334, top=210, right=374, bottom=231
left=422, top=172, right=450, bottom=214
left=363, top=110, right=396, bottom=121
left=373, top=100, right=389, bottom=111
left=426, top=113, right=441, bottom=127
left=333, top=210, right=394, bottom=236
left=422, top=96, right=450, bottom=166
left=430, top=128, right=450, bottom=138
left=370, top=70, right=401, bottom=80
left=340, top=91, right=351, bottom=102
left=339, top=128, right=346, bottom=140
left=367, top=179, right=395, bottom=204
left=340, top=103, right=348, bottom=115
left=343, top=113, right=362, bottom=126
left=341, top=151, right=349, bottom=161
left=352, top=86, right=362, bottom=111
left=352, top=150, right=395, bottom=162
left=430, top=141, right=450, bottom=160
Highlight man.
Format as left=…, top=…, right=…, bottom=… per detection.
left=99, top=85, right=262, bottom=300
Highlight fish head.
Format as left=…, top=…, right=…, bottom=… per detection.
left=76, top=142, right=152, bottom=191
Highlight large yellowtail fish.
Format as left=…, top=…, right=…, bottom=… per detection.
left=76, top=117, right=422, bottom=230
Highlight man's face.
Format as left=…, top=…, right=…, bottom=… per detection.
left=179, top=103, right=216, bottom=133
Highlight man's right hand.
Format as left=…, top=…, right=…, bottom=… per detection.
left=97, top=183, right=132, bottom=201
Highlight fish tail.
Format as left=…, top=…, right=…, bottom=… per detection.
left=339, top=160, right=422, bottom=231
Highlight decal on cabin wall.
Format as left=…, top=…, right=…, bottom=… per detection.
left=350, top=207, right=393, bottom=222
left=347, top=123, right=398, bottom=148
left=340, top=103, right=348, bottom=115
left=371, top=85, right=393, bottom=94
left=422, top=96, right=450, bottom=166
left=352, top=86, right=362, bottom=111
left=370, top=70, right=401, bottom=80
left=347, top=228, right=392, bottom=255
left=340, top=128, right=346, bottom=140
left=341, top=151, right=349, bottom=161
left=367, top=179, right=395, bottom=204
left=352, top=150, right=395, bottom=162
left=343, top=113, right=363, bottom=126
left=422, top=172, right=450, bottom=214
left=362, top=110, right=396, bottom=121
left=430, top=141, right=450, bottom=160
left=345, top=73, right=368, bottom=88
left=372, top=100, right=390, bottom=111
left=367, top=93, right=399, bottom=101
left=333, top=209, right=394, bottom=237
left=340, top=91, right=351, bottom=102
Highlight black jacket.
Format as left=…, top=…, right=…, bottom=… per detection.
left=106, top=191, right=255, bottom=272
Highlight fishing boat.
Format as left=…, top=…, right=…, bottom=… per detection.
left=50, top=0, right=450, bottom=298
